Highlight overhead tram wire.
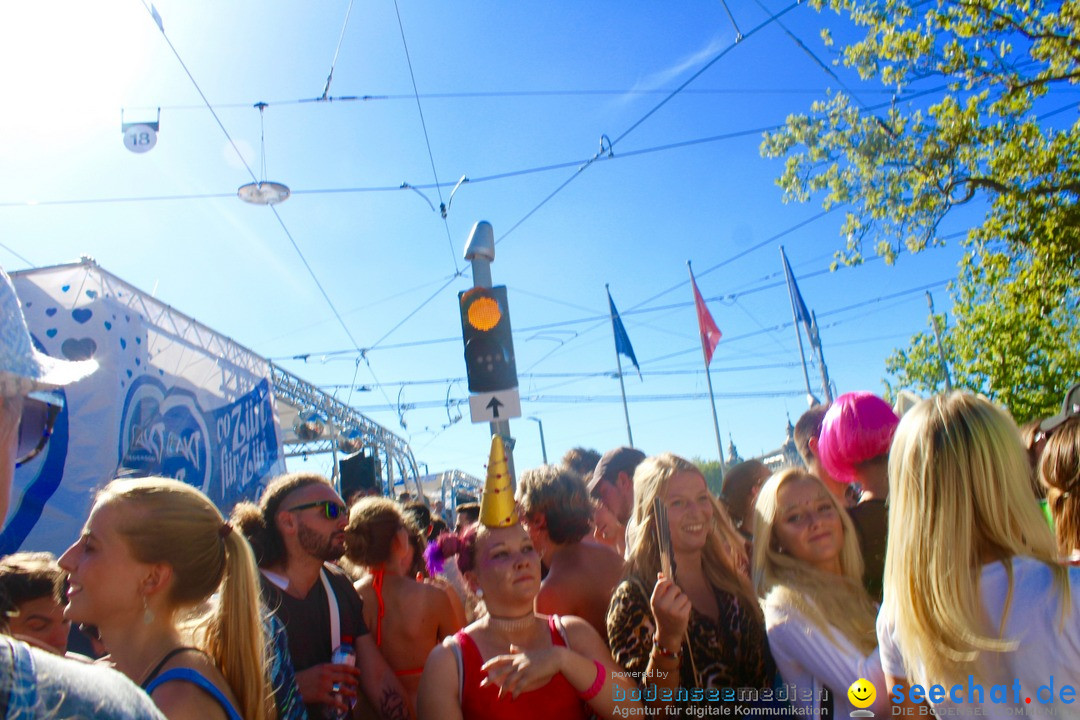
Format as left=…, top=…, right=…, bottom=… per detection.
left=317, top=362, right=805, bottom=390
left=280, top=275, right=953, bottom=407
left=351, top=387, right=809, bottom=412
left=3, top=82, right=951, bottom=209
left=392, top=0, right=461, bottom=276
left=319, top=0, right=356, bottom=102
left=494, top=0, right=804, bottom=247
left=116, top=87, right=904, bottom=113
left=0, top=242, right=35, bottom=268
left=136, top=0, right=397, bottom=415
left=270, top=259, right=948, bottom=362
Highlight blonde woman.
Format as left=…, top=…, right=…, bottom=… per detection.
left=1039, top=416, right=1080, bottom=563
left=59, top=477, right=275, bottom=720
left=752, top=468, right=887, bottom=716
left=882, top=393, right=1080, bottom=716
left=606, top=453, right=775, bottom=714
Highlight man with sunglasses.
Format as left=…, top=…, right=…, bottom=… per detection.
left=233, top=472, right=411, bottom=720
left=0, top=266, right=167, bottom=719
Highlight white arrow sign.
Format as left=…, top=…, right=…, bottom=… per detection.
left=469, top=388, right=522, bottom=424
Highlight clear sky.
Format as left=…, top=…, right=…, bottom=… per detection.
left=0, top=1, right=971, bottom=484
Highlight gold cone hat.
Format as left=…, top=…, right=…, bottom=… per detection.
left=480, top=434, right=518, bottom=528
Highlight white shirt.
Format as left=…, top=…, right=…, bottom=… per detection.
left=765, top=594, right=889, bottom=716
left=878, top=556, right=1080, bottom=718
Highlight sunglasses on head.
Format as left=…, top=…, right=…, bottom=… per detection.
left=15, top=394, right=61, bottom=468
left=287, top=500, right=347, bottom=520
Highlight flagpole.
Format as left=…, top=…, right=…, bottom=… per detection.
left=607, top=284, right=635, bottom=447
left=688, top=262, right=724, bottom=482
left=810, top=310, right=834, bottom=403
left=780, top=247, right=817, bottom=406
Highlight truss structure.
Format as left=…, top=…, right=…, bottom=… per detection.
left=17, top=258, right=420, bottom=494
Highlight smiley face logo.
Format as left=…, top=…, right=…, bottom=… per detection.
left=847, top=678, right=876, bottom=709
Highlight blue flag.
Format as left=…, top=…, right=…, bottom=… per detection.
left=781, top=246, right=812, bottom=327
left=606, top=287, right=641, bottom=378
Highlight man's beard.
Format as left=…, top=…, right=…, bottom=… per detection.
left=297, top=520, right=344, bottom=561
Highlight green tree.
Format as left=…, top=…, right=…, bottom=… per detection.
left=764, top=0, right=1080, bottom=421
left=693, top=457, right=726, bottom=496
left=761, top=0, right=1080, bottom=266
left=884, top=243, right=1080, bottom=422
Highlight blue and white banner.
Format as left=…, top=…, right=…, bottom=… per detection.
left=1, top=264, right=285, bottom=555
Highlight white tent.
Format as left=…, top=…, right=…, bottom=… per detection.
left=2, top=258, right=419, bottom=554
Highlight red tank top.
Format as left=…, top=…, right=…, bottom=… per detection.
left=456, top=615, right=590, bottom=720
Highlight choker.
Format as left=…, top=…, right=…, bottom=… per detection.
left=486, top=613, right=535, bottom=634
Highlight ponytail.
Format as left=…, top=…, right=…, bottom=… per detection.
left=200, top=528, right=276, bottom=720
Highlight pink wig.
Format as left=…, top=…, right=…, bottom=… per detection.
left=818, top=391, right=900, bottom=484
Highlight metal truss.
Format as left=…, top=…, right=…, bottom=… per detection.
left=16, top=258, right=422, bottom=495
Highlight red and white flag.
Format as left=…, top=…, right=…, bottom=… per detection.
left=691, top=270, right=722, bottom=365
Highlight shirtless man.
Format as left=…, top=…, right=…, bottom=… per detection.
left=516, top=465, right=624, bottom=641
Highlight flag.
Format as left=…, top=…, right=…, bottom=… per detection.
left=781, top=246, right=812, bottom=327
left=606, top=286, right=641, bottom=378
left=690, top=269, right=722, bottom=366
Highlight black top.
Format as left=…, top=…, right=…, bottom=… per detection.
left=848, top=499, right=887, bottom=603
left=260, top=563, right=369, bottom=719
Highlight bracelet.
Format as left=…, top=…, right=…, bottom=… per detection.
left=651, top=635, right=682, bottom=660
left=578, top=659, right=605, bottom=701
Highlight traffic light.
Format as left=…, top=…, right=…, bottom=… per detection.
left=459, top=285, right=518, bottom=392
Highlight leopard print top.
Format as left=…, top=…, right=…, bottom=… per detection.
left=607, top=577, right=775, bottom=698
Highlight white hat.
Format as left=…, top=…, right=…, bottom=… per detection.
left=0, top=267, right=98, bottom=398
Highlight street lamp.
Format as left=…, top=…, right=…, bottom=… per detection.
left=527, top=416, right=548, bottom=464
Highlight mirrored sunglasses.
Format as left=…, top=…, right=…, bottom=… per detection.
left=287, top=500, right=347, bottom=520
left=15, top=397, right=60, bottom=468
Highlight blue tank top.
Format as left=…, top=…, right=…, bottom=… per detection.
left=144, top=667, right=244, bottom=720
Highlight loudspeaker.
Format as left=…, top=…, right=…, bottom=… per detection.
left=340, top=452, right=378, bottom=500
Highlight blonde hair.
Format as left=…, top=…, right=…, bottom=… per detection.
left=752, top=468, right=877, bottom=655
left=885, top=393, right=1069, bottom=688
left=100, top=478, right=275, bottom=720
left=624, top=453, right=758, bottom=615
left=1039, top=417, right=1080, bottom=557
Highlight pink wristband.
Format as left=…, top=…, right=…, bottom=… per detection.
left=578, top=659, right=605, bottom=701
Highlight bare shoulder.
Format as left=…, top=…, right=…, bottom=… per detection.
left=418, top=638, right=464, bottom=720
left=559, top=614, right=607, bottom=651
left=420, top=639, right=460, bottom=688
left=583, top=541, right=624, bottom=568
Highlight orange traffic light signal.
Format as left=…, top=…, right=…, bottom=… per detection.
left=459, top=286, right=518, bottom=393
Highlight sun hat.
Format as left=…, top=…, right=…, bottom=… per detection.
left=817, top=391, right=900, bottom=485
left=0, top=267, right=98, bottom=398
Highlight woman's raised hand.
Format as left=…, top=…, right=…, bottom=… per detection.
left=650, top=572, right=691, bottom=650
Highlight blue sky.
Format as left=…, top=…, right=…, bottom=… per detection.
left=0, top=1, right=972, bottom=482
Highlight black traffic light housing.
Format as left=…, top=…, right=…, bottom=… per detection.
left=459, top=285, right=518, bottom=393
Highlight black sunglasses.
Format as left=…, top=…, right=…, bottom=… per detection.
left=15, top=396, right=60, bottom=468
left=287, top=500, right=347, bottom=520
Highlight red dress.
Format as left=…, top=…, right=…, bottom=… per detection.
left=456, top=615, right=591, bottom=720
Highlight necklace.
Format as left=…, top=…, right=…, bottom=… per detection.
left=486, top=612, right=535, bottom=634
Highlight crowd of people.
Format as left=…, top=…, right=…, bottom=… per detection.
left=1, top=262, right=1079, bottom=720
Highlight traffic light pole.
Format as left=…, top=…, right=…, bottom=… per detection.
left=464, top=221, right=517, bottom=488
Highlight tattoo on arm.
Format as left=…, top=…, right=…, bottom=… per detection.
left=380, top=687, right=410, bottom=720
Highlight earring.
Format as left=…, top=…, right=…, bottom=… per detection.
left=475, top=587, right=484, bottom=598
left=142, top=596, right=154, bottom=625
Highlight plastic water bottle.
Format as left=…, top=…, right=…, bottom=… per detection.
left=325, top=635, right=356, bottom=720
